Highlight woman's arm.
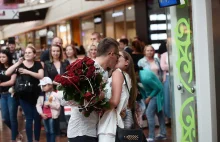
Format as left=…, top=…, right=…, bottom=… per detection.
left=5, top=57, right=23, bottom=76
left=19, top=68, right=44, bottom=80
left=109, top=70, right=124, bottom=109
left=0, top=74, right=17, bottom=87
left=160, top=53, right=169, bottom=71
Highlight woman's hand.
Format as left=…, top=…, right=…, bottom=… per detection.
left=18, top=68, right=30, bottom=75
left=41, top=113, right=48, bottom=120
left=17, top=57, right=24, bottom=65
left=145, top=97, right=151, bottom=104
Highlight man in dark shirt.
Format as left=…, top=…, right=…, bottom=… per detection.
left=119, top=38, right=133, bottom=55
left=40, top=37, right=63, bottom=62
left=8, top=37, right=20, bottom=63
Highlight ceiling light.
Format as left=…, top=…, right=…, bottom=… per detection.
left=39, top=0, right=46, bottom=3
left=0, top=40, right=4, bottom=44
left=128, top=6, right=132, bottom=10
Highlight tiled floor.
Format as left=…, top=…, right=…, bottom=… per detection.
left=0, top=110, right=172, bottom=142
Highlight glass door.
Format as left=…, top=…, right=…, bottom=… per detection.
left=166, top=0, right=197, bottom=141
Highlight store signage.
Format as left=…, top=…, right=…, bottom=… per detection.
left=94, top=17, right=101, bottom=23
left=158, top=0, right=184, bottom=7
left=39, top=29, right=47, bottom=37
left=3, top=0, right=24, bottom=4
left=0, top=0, right=19, bottom=19
left=112, top=11, right=123, bottom=17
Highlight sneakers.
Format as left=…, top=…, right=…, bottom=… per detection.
left=155, top=134, right=167, bottom=140
left=146, top=138, right=155, bottom=142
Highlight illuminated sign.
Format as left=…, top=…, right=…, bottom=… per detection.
left=158, top=0, right=181, bottom=7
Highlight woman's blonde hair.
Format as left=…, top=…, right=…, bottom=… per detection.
left=120, top=51, right=137, bottom=110
left=87, top=42, right=98, bottom=58
left=26, top=44, right=36, bottom=54
left=144, top=45, right=155, bottom=58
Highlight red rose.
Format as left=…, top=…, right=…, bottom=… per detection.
left=86, top=59, right=95, bottom=66
left=76, top=69, right=83, bottom=75
left=84, top=92, right=93, bottom=101
left=67, top=71, right=75, bottom=77
left=61, top=78, right=72, bottom=86
left=76, top=61, right=83, bottom=69
left=66, top=64, right=71, bottom=71
left=86, top=66, right=96, bottom=78
left=89, top=66, right=96, bottom=73
left=54, top=75, right=62, bottom=83
left=82, top=56, right=90, bottom=62
left=70, top=76, right=80, bottom=84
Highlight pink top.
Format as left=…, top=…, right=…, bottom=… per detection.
left=160, top=52, right=169, bottom=71
left=149, top=61, right=159, bottom=78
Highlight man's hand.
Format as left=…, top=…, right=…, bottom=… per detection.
left=99, top=91, right=105, bottom=100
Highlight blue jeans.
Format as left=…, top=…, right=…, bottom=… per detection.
left=146, top=97, right=166, bottom=138
left=43, top=118, right=56, bottom=142
left=19, top=99, right=41, bottom=142
left=163, top=75, right=171, bottom=118
left=1, top=93, right=18, bottom=140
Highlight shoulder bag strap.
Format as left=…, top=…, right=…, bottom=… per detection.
left=121, top=71, right=130, bottom=93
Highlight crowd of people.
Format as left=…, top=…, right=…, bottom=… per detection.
left=0, top=32, right=171, bottom=142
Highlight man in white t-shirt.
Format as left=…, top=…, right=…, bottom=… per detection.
left=66, top=37, right=119, bottom=142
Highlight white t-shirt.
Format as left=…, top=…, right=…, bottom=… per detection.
left=67, top=61, right=108, bottom=138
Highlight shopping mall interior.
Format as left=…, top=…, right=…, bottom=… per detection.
left=0, top=0, right=220, bottom=142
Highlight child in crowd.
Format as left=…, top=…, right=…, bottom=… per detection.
left=36, top=77, right=61, bottom=142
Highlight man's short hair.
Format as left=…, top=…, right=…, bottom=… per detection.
left=8, top=37, right=15, bottom=44
left=119, top=38, right=129, bottom=46
left=92, top=32, right=101, bottom=39
left=97, top=38, right=119, bottom=57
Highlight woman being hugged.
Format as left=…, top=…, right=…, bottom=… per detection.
left=44, top=44, right=69, bottom=135
left=5, top=45, right=44, bottom=142
left=98, top=51, right=137, bottom=142
left=0, top=50, right=22, bottom=142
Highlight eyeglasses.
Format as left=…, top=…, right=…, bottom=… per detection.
left=113, top=53, right=121, bottom=59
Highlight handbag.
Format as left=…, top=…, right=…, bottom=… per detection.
left=42, top=92, right=52, bottom=118
left=14, top=75, right=33, bottom=93
left=115, top=71, right=146, bottom=142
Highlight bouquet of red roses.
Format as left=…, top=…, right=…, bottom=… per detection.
left=54, top=57, right=109, bottom=117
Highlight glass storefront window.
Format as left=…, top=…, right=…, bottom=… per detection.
left=105, top=10, right=114, bottom=38
left=26, top=32, right=34, bottom=45
left=18, top=34, right=27, bottom=49
left=104, top=3, right=136, bottom=41
left=81, top=16, right=94, bottom=50
left=57, top=22, right=71, bottom=47
left=94, top=14, right=103, bottom=36
left=47, top=26, right=56, bottom=47
left=114, top=6, right=125, bottom=40
left=126, top=4, right=136, bottom=43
